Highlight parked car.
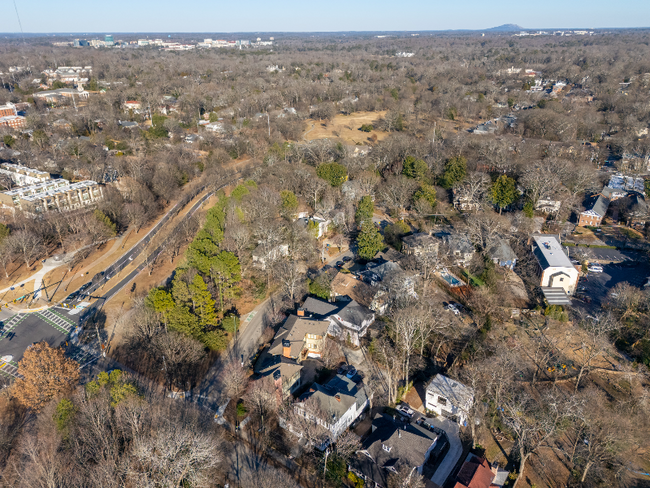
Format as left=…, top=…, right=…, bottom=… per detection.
left=397, top=402, right=414, bottom=419
left=588, top=265, right=603, bottom=273
left=346, top=366, right=357, bottom=378
left=337, top=363, right=349, bottom=375
left=342, top=256, right=352, bottom=262
left=446, top=304, right=460, bottom=315
left=336, top=261, right=344, bottom=268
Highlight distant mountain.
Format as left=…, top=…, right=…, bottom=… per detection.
left=487, top=24, right=524, bottom=32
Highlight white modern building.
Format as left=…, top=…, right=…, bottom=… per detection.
left=531, top=234, right=579, bottom=296
left=425, top=374, right=474, bottom=425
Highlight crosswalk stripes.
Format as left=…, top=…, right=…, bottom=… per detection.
left=0, top=361, right=23, bottom=380
left=0, top=313, right=27, bottom=343
left=36, top=309, right=75, bottom=334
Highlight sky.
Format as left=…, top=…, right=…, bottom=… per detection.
left=1, top=0, right=649, bottom=33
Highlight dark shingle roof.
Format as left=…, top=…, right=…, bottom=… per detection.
left=591, top=194, right=610, bottom=218
left=302, top=296, right=374, bottom=326
left=351, top=413, right=438, bottom=487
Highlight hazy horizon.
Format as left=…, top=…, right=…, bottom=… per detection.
left=1, top=0, right=649, bottom=34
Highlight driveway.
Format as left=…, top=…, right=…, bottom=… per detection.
left=424, top=416, right=462, bottom=487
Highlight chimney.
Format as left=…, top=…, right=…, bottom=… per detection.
left=398, top=430, right=401, bottom=438
left=282, top=339, right=291, bottom=358
left=297, top=308, right=305, bottom=317
left=335, top=394, right=341, bottom=402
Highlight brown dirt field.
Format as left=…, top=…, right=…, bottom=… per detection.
left=302, top=111, right=388, bottom=145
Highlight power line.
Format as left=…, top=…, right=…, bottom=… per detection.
left=13, top=0, right=25, bottom=41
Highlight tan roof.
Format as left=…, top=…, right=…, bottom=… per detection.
left=268, top=315, right=330, bottom=358
left=330, top=273, right=374, bottom=308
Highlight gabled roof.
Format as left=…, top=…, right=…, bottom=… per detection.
left=531, top=234, right=573, bottom=269
left=455, top=457, right=495, bottom=488
left=351, top=413, right=438, bottom=487
left=486, top=238, right=517, bottom=263
left=402, top=232, right=438, bottom=249
left=298, top=374, right=368, bottom=422
left=267, top=315, right=329, bottom=358
left=330, top=273, right=374, bottom=308
left=426, top=374, right=474, bottom=409
left=591, top=194, right=610, bottom=218
left=302, top=296, right=374, bottom=326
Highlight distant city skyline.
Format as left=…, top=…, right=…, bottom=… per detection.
left=0, top=0, right=649, bottom=34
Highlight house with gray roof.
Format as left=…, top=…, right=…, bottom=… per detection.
left=294, top=373, right=371, bottom=440
left=302, top=296, right=375, bottom=346
left=254, top=314, right=330, bottom=397
left=401, top=232, right=439, bottom=256
left=435, top=230, right=475, bottom=266
left=486, top=238, right=517, bottom=270
left=425, top=374, right=474, bottom=425
left=578, top=193, right=610, bottom=227
left=349, top=413, right=439, bottom=488
left=530, top=234, right=578, bottom=301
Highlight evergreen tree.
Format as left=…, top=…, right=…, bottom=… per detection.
left=189, top=274, right=218, bottom=328
left=402, top=156, right=428, bottom=180
left=414, top=183, right=437, bottom=207
left=316, top=162, right=348, bottom=187
left=210, top=251, right=242, bottom=310
left=280, top=190, right=299, bottom=219
left=356, top=221, right=384, bottom=260
left=355, top=195, right=374, bottom=224
left=490, top=174, right=518, bottom=214
left=440, top=156, right=467, bottom=189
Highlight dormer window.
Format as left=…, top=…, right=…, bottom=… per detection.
left=382, top=444, right=391, bottom=452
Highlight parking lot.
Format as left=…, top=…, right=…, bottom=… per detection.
left=575, top=261, right=650, bottom=307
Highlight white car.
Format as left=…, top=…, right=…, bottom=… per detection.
left=398, top=403, right=414, bottom=418
left=588, top=266, right=603, bottom=273
left=446, top=304, right=460, bottom=315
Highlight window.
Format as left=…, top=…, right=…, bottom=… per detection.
left=382, top=444, right=391, bottom=453
left=437, top=396, right=447, bottom=406
left=559, top=277, right=564, bottom=282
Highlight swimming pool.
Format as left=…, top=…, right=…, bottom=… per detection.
left=442, top=274, right=461, bottom=287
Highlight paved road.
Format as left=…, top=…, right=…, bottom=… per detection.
left=192, top=297, right=273, bottom=408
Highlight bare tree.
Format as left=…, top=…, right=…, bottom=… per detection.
left=9, top=230, right=43, bottom=268
left=219, top=357, right=248, bottom=399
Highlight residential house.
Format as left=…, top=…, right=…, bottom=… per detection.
left=252, top=243, right=289, bottom=269
left=294, top=374, right=370, bottom=441
left=531, top=234, right=579, bottom=297
left=601, top=186, right=628, bottom=202
left=401, top=233, right=439, bottom=256
left=298, top=215, right=330, bottom=239
left=124, top=100, right=142, bottom=112
left=425, top=374, right=474, bottom=425
left=205, top=121, right=226, bottom=134
left=617, top=193, right=648, bottom=228
left=255, top=314, right=330, bottom=397
left=608, top=174, right=644, bottom=193
left=453, top=188, right=482, bottom=212
left=436, top=231, right=475, bottom=266
left=301, top=296, right=375, bottom=346
left=349, top=413, right=439, bottom=488
left=486, top=239, right=517, bottom=269
left=118, top=120, right=139, bottom=129
left=578, top=193, right=609, bottom=227
left=454, top=453, right=509, bottom=488
left=535, top=199, right=561, bottom=214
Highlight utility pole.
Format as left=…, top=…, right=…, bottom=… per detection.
left=323, top=448, right=330, bottom=476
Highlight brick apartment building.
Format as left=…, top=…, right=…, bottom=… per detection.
left=0, top=103, right=17, bottom=117
left=0, top=115, right=26, bottom=129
